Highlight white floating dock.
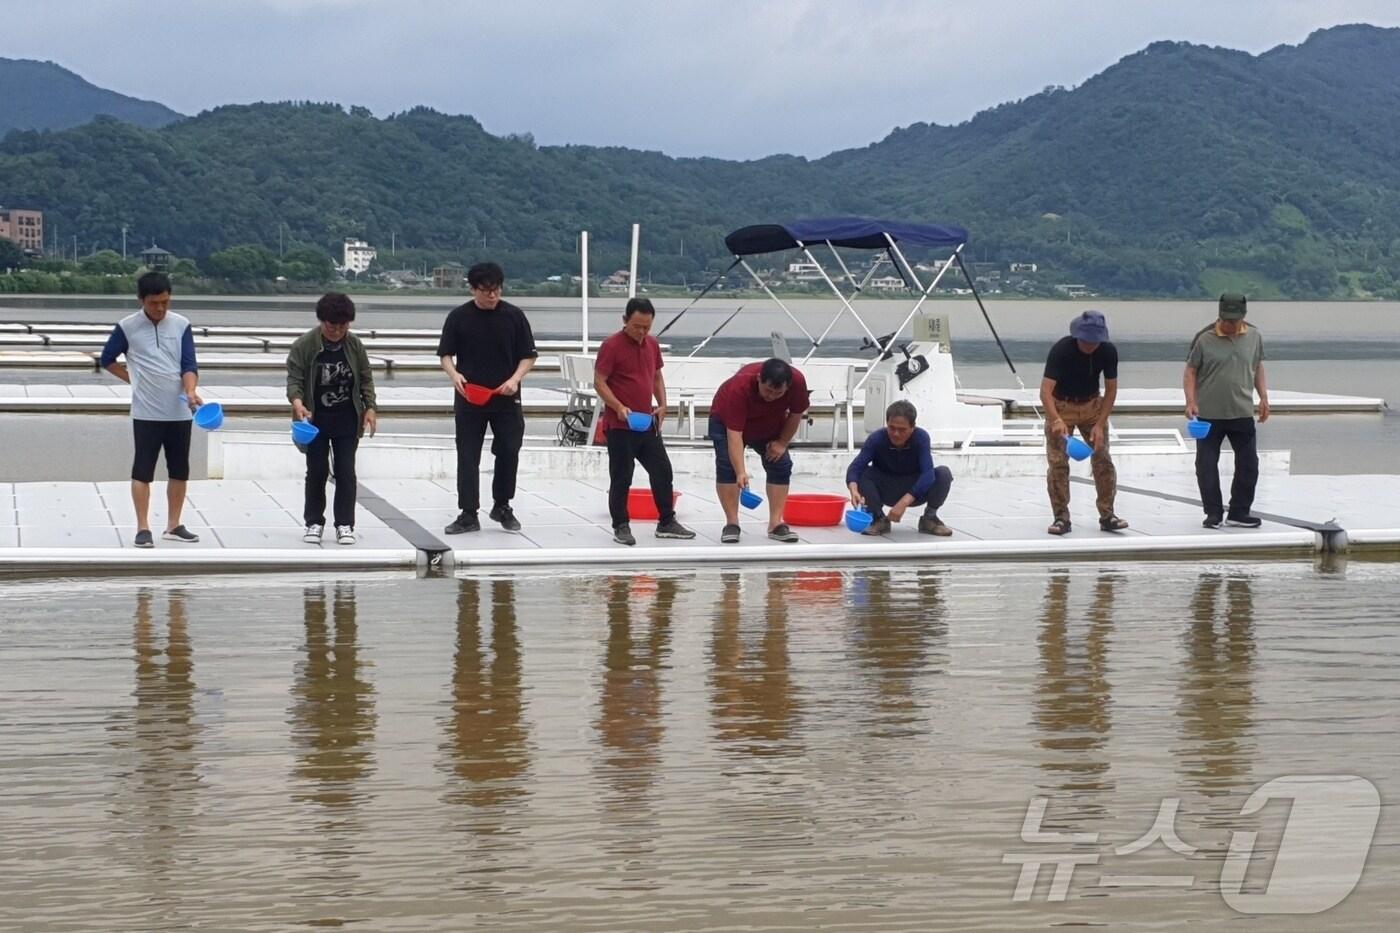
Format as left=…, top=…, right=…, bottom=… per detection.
left=1, top=472, right=1396, bottom=574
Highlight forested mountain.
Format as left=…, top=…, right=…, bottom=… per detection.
left=3, top=25, right=1399, bottom=297
left=0, top=59, right=182, bottom=136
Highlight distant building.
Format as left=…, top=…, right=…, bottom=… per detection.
left=1054, top=283, right=1091, bottom=297
left=601, top=269, right=631, bottom=292
left=869, top=276, right=906, bottom=290
left=140, top=244, right=173, bottom=271
left=785, top=260, right=824, bottom=281
left=0, top=206, right=44, bottom=255
left=432, top=262, right=464, bottom=289
left=342, top=238, right=376, bottom=275
left=1010, top=262, right=1038, bottom=273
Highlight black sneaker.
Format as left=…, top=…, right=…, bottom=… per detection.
left=767, top=523, right=799, bottom=543
left=489, top=504, right=522, bottom=532
left=444, top=512, right=480, bottom=534
left=720, top=523, right=741, bottom=544
left=1202, top=515, right=1223, bottom=529
left=134, top=529, right=154, bottom=548
left=162, top=525, right=199, bottom=543
left=613, top=524, right=636, bottom=546
left=655, top=518, right=696, bottom=540
left=1226, top=514, right=1263, bottom=528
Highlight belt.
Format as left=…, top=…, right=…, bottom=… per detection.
left=1054, top=395, right=1100, bottom=404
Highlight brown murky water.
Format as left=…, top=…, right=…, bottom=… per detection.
left=1, top=561, right=1397, bottom=931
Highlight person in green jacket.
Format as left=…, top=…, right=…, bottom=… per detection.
left=286, top=292, right=378, bottom=545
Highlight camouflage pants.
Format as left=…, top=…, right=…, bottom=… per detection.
left=1045, top=397, right=1117, bottom=522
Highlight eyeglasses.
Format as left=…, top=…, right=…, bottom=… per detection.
left=471, top=284, right=502, bottom=295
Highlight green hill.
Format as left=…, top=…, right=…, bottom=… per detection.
left=0, top=58, right=182, bottom=136
left=3, top=25, right=1400, bottom=297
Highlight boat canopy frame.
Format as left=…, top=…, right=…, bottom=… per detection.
left=657, top=217, right=1020, bottom=391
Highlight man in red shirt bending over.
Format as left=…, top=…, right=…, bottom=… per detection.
left=709, top=358, right=809, bottom=543
left=594, top=298, right=697, bottom=546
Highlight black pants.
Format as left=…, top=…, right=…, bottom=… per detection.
left=454, top=400, right=525, bottom=513
left=607, top=427, right=676, bottom=528
left=858, top=465, right=953, bottom=520
left=1194, top=416, right=1258, bottom=519
left=304, top=423, right=359, bottom=528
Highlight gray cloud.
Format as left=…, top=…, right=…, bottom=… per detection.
left=5, top=0, right=1400, bottom=158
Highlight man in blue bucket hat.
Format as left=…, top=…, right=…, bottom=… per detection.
left=1039, top=310, right=1128, bottom=535
left=1184, top=293, right=1268, bottom=529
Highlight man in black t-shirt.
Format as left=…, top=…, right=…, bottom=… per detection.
left=436, top=262, right=539, bottom=534
left=1039, top=310, right=1127, bottom=535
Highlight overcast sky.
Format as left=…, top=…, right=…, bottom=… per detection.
left=5, top=0, right=1400, bottom=159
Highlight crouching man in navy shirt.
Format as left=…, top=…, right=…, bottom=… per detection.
left=845, top=400, right=953, bottom=537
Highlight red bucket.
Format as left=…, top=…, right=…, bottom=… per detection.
left=462, top=382, right=495, bottom=405
left=628, top=488, right=681, bottom=521
left=782, top=493, right=847, bottom=526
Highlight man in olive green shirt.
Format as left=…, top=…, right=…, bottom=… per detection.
left=1183, top=293, right=1269, bottom=529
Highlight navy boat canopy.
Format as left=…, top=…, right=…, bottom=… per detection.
left=724, top=217, right=968, bottom=256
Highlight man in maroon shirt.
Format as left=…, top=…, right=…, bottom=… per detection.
left=594, top=298, right=697, bottom=546
left=708, top=358, right=809, bottom=543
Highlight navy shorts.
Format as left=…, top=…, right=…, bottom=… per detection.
left=132, top=419, right=192, bottom=483
left=708, top=417, right=793, bottom=486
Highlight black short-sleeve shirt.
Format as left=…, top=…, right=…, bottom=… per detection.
left=1043, top=336, right=1118, bottom=400
left=436, top=299, right=538, bottom=410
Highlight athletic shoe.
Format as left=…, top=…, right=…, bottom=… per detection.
left=655, top=518, right=696, bottom=539
left=489, top=504, right=522, bottom=532
left=336, top=525, right=355, bottom=545
left=134, top=529, right=154, bottom=549
left=1226, top=514, right=1263, bottom=528
left=613, top=524, right=636, bottom=546
left=1202, top=515, right=1223, bottom=529
left=162, top=525, right=199, bottom=543
left=303, top=523, right=323, bottom=543
left=767, top=523, right=799, bottom=543
left=720, top=523, right=741, bottom=544
left=918, top=515, right=953, bottom=536
left=444, top=513, right=480, bottom=534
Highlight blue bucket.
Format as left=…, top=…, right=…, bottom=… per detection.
left=845, top=507, right=873, bottom=533
left=739, top=488, right=763, bottom=509
left=1186, top=418, right=1211, bottom=440
left=1065, top=435, right=1093, bottom=461
left=193, top=402, right=224, bottom=431
left=291, top=420, right=319, bottom=446
left=627, top=411, right=653, bottom=432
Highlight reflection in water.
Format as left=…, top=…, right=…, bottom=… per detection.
left=848, top=569, right=948, bottom=739
left=1177, top=574, right=1256, bottom=796
left=289, top=584, right=377, bottom=809
left=711, top=573, right=803, bottom=757
left=110, top=588, right=201, bottom=879
left=441, top=578, right=531, bottom=810
left=593, top=575, right=678, bottom=884
left=1034, top=573, right=1116, bottom=820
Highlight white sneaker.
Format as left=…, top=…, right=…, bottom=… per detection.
left=303, top=523, right=323, bottom=543
left=336, top=525, right=355, bottom=545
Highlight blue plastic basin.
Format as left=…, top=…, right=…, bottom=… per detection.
left=291, top=420, right=320, bottom=446
left=845, top=508, right=873, bottom=533
left=193, top=402, right=224, bottom=431
left=739, top=488, right=763, bottom=509
left=1066, top=436, right=1093, bottom=461
left=627, top=411, right=653, bottom=432
left=1187, top=418, right=1212, bottom=440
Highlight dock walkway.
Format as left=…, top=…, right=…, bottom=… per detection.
left=2, top=472, right=1395, bottom=574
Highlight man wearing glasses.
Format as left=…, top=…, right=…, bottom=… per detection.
left=437, top=262, right=538, bottom=534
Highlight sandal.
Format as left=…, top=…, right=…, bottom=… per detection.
left=1099, top=515, right=1129, bottom=532
left=1047, top=519, right=1072, bottom=536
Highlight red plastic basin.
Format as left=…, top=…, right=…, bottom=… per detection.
left=462, top=382, right=495, bottom=405
left=628, top=488, right=681, bottom=521
left=782, top=493, right=847, bottom=526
